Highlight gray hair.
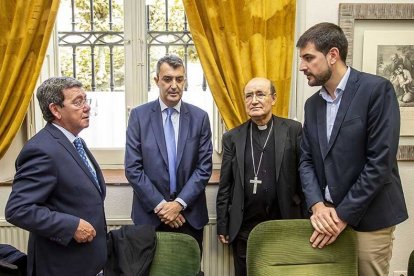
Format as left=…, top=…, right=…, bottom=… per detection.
left=36, top=77, right=83, bottom=122
left=269, top=80, right=277, bottom=97
left=155, top=55, right=185, bottom=77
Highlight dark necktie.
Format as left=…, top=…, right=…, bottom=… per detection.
left=73, top=137, right=101, bottom=193
left=164, top=107, right=177, bottom=195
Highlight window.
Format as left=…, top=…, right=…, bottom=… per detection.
left=35, top=0, right=222, bottom=167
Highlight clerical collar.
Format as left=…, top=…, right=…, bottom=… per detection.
left=253, top=118, right=273, bottom=131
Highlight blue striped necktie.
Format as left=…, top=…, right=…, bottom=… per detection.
left=73, top=137, right=101, bottom=193
left=164, top=107, right=177, bottom=195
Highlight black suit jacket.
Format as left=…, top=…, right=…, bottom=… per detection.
left=5, top=123, right=107, bottom=276
left=216, top=116, right=306, bottom=243
left=299, top=68, right=408, bottom=231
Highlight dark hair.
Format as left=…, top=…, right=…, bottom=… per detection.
left=296, top=22, right=348, bottom=62
left=155, top=55, right=185, bottom=77
left=36, top=77, right=83, bottom=122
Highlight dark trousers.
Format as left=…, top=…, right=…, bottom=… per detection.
left=232, top=236, right=248, bottom=276
left=156, top=222, right=204, bottom=256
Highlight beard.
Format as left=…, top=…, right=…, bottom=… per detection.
left=307, top=67, right=332, bottom=86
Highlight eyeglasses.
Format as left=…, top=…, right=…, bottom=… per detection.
left=244, top=92, right=271, bottom=102
left=71, top=98, right=91, bottom=109
left=161, top=76, right=185, bottom=84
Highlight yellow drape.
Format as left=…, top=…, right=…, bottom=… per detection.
left=183, top=0, right=296, bottom=130
left=0, top=0, right=59, bottom=159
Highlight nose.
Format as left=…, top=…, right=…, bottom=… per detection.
left=299, top=60, right=306, bottom=71
left=170, top=79, right=178, bottom=89
left=251, top=94, right=259, bottom=104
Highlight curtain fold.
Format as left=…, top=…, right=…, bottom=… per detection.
left=0, top=0, right=59, bottom=159
left=183, top=0, right=296, bottom=130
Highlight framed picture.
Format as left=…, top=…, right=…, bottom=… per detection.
left=362, top=30, right=414, bottom=136
left=339, top=3, right=414, bottom=160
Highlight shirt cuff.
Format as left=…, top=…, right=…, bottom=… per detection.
left=175, top=198, right=187, bottom=210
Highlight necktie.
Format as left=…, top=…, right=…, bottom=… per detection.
left=73, top=137, right=101, bottom=192
left=164, top=107, right=177, bottom=195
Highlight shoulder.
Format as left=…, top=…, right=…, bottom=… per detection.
left=182, top=102, right=208, bottom=117
left=223, top=121, right=249, bottom=138
left=274, top=116, right=302, bottom=129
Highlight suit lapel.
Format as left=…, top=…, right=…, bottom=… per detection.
left=235, top=121, right=248, bottom=189
left=46, top=124, right=103, bottom=195
left=273, top=116, right=287, bottom=181
left=316, top=96, right=328, bottom=158
left=326, top=69, right=360, bottom=156
left=150, top=101, right=168, bottom=166
left=83, top=144, right=106, bottom=197
left=176, top=103, right=189, bottom=169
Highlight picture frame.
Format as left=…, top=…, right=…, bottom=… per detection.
left=339, top=3, right=414, bottom=160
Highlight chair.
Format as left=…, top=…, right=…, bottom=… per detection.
left=408, top=250, right=414, bottom=276
left=149, top=232, right=200, bottom=276
left=247, top=219, right=357, bottom=276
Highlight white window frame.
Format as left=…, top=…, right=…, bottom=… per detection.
left=29, top=0, right=223, bottom=168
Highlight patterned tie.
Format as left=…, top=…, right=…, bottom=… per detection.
left=164, top=107, right=177, bottom=195
left=73, top=137, right=101, bottom=192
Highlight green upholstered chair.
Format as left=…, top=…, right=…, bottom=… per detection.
left=247, top=219, right=358, bottom=276
left=149, top=232, right=200, bottom=276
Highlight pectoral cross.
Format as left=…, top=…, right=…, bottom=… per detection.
left=250, top=176, right=262, bottom=194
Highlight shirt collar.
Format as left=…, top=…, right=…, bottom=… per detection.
left=52, top=123, right=77, bottom=143
left=319, top=66, right=351, bottom=102
left=159, top=98, right=181, bottom=113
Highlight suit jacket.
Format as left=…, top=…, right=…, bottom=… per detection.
left=5, top=123, right=107, bottom=276
left=125, top=100, right=213, bottom=230
left=299, top=68, right=408, bottom=231
left=216, top=116, right=306, bottom=243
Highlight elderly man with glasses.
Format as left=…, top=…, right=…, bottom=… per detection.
left=216, top=77, right=307, bottom=276
left=6, top=77, right=107, bottom=276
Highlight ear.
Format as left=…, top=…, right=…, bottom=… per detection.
left=154, top=76, right=160, bottom=87
left=49, top=103, right=62, bottom=120
left=328, top=47, right=340, bottom=64
left=271, top=94, right=277, bottom=106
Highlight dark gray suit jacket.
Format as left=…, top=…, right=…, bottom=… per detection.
left=299, top=68, right=408, bottom=231
left=5, top=123, right=107, bottom=276
left=216, top=116, right=306, bottom=243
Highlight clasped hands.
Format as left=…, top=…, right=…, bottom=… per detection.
left=309, top=202, right=347, bottom=249
left=155, top=201, right=186, bottom=229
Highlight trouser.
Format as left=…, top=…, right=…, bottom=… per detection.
left=231, top=236, right=248, bottom=276
left=356, top=226, right=396, bottom=276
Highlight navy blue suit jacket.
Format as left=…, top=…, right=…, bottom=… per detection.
left=299, top=68, right=408, bottom=231
left=125, top=100, right=213, bottom=230
left=5, top=123, right=107, bottom=276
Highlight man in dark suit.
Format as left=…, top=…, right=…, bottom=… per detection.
left=216, top=77, right=306, bottom=276
left=125, top=55, right=213, bottom=252
left=5, top=77, right=107, bottom=276
left=297, top=22, right=408, bottom=276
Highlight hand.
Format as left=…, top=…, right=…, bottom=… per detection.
left=168, top=214, right=186, bottom=228
left=218, top=235, right=229, bottom=244
left=74, top=219, right=96, bottom=243
left=156, top=201, right=183, bottom=224
left=309, top=216, right=347, bottom=248
left=310, top=202, right=340, bottom=236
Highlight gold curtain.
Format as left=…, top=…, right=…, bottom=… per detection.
left=0, top=0, right=59, bottom=158
left=182, top=0, right=296, bottom=130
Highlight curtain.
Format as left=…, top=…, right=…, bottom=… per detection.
left=0, top=0, right=59, bottom=159
left=183, top=0, right=296, bottom=130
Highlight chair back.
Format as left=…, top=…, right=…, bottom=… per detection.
left=149, top=232, right=200, bottom=276
left=408, top=250, right=414, bottom=276
left=247, top=219, right=357, bottom=276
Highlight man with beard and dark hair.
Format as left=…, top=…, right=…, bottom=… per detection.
left=297, top=22, right=408, bottom=276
